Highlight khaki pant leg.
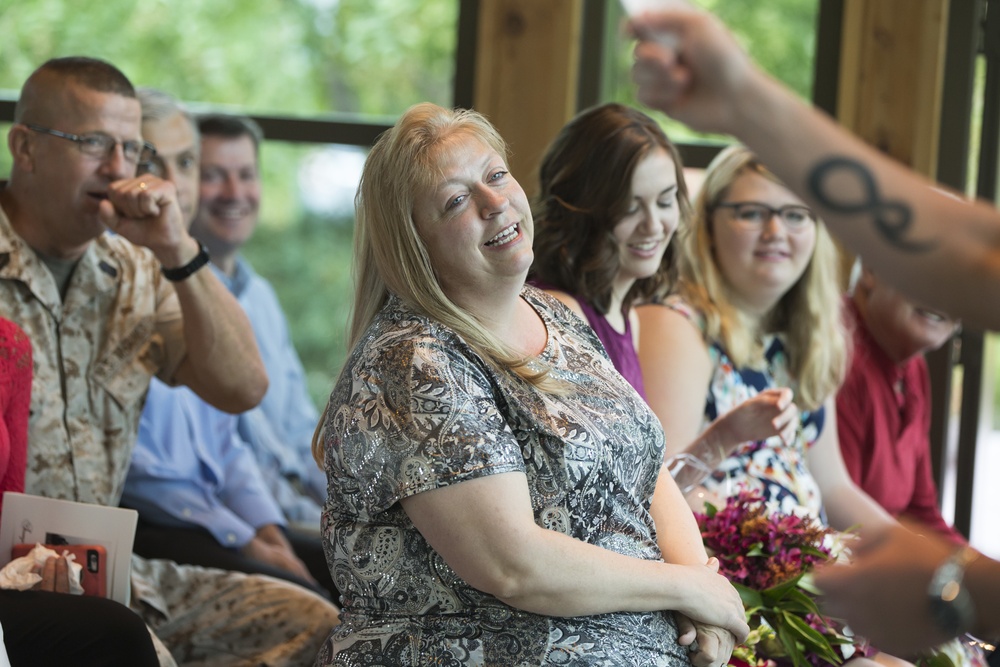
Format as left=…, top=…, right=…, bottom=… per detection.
left=149, top=627, right=179, bottom=667
left=131, top=556, right=339, bottom=667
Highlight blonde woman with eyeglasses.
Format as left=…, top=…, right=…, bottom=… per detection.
left=638, top=145, right=895, bottom=537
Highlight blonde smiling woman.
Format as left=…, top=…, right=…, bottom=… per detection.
left=311, top=102, right=748, bottom=667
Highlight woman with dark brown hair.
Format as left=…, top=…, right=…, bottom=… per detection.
left=530, top=103, right=690, bottom=398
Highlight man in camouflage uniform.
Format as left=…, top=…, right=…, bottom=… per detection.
left=0, top=57, right=338, bottom=666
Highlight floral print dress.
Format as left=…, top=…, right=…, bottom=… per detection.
left=315, top=286, right=691, bottom=667
left=666, top=297, right=826, bottom=521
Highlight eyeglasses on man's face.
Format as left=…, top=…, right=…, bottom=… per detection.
left=23, top=123, right=157, bottom=169
left=715, top=201, right=816, bottom=230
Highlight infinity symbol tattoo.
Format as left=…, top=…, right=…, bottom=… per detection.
left=807, top=157, right=934, bottom=253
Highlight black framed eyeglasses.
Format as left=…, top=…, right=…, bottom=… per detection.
left=716, top=201, right=816, bottom=230
left=23, top=123, right=156, bottom=167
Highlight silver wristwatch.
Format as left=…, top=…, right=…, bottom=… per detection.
left=927, top=546, right=980, bottom=638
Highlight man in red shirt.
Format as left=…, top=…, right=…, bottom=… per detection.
left=837, top=265, right=964, bottom=543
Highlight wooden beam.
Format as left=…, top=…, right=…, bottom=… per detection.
left=833, top=0, right=949, bottom=286
left=837, top=0, right=980, bottom=537
left=473, top=0, right=583, bottom=198
left=837, top=0, right=949, bottom=176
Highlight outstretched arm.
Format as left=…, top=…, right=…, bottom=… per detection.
left=807, top=398, right=896, bottom=536
left=815, top=523, right=1000, bottom=654
left=630, top=6, right=1000, bottom=329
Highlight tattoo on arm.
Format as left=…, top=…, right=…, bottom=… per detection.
left=807, top=156, right=934, bottom=253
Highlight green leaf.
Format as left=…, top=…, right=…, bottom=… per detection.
left=915, top=651, right=958, bottom=667
left=798, top=573, right=823, bottom=596
left=780, top=610, right=825, bottom=649
left=781, top=612, right=843, bottom=665
left=774, top=622, right=809, bottom=667
left=799, top=544, right=832, bottom=558
left=733, top=582, right=764, bottom=611
left=779, top=588, right=823, bottom=616
left=760, top=574, right=805, bottom=604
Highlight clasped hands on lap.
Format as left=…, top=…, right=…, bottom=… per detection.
left=241, top=524, right=319, bottom=588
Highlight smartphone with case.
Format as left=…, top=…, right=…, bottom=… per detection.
left=11, top=543, right=108, bottom=598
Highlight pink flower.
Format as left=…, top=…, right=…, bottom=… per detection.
left=696, top=491, right=865, bottom=667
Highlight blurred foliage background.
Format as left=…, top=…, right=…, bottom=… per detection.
left=604, top=0, right=819, bottom=145
left=0, top=0, right=819, bottom=406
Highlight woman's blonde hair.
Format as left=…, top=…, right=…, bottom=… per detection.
left=313, top=102, right=554, bottom=464
left=676, top=145, right=847, bottom=411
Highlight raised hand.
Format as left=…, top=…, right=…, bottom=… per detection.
left=718, top=387, right=799, bottom=446
left=99, top=175, right=200, bottom=270
left=628, top=4, right=760, bottom=135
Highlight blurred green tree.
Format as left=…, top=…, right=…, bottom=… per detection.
left=606, top=0, right=819, bottom=144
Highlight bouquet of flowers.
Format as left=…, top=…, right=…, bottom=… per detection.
left=696, top=490, right=865, bottom=667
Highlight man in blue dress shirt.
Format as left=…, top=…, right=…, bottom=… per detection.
left=191, top=113, right=328, bottom=527
left=122, top=93, right=335, bottom=600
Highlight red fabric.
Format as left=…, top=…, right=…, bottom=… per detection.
left=0, top=317, right=31, bottom=518
left=836, top=299, right=965, bottom=544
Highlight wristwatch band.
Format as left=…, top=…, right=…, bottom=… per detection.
left=927, top=545, right=980, bottom=638
left=161, top=241, right=210, bottom=282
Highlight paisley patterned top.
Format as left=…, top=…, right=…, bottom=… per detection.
left=316, top=286, right=690, bottom=667
left=666, top=296, right=826, bottom=520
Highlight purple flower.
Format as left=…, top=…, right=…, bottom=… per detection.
left=696, top=491, right=865, bottom=667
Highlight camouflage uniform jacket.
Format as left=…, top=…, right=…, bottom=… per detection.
left=0, top=207, right=340, bottom=666
left=0, top=207, right=185, bottom=506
